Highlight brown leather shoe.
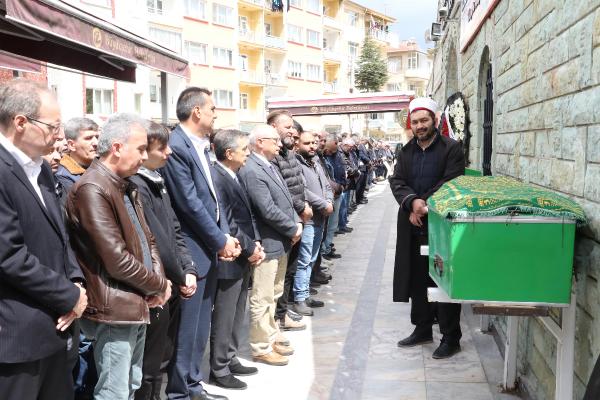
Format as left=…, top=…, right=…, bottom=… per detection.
left=279, top=314, right=306, bottom=331
left=273, top=343, right=294, bottom=356
left=253, top=351, right=289, bottom=366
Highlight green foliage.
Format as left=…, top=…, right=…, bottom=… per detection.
left=354, top=36, right=389, bottom=92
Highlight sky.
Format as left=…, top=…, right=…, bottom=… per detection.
left=357, top=0, right=439, bottom=49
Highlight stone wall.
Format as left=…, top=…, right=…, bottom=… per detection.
left=429, top=1, right=600, bottom=398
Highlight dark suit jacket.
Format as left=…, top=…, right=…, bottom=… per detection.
left=0, top=145, right=82, bottom=363
left=213, top=163, right=260, bottom=280
left=238, top=153, right=298, bottom=260
left=161, top=126, right=229, bottom=278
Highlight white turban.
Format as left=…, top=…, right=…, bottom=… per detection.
left=409, top=97, right=438, bottom=115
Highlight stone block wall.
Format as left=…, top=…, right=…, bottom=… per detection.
left=429, top=1, right=600, bottom=398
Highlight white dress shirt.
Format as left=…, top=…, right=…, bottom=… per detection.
left=180, top=125, right=219, bottom=219
left=0, top=132, right=46, bottom=207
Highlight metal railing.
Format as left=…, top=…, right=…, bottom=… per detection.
left=265, top=35, right=286, bottom=49
left=323, top=48, right=342, bottom=62
left=323, top=81, right=338, bottom=93
left=368, top=28, right=390, bottom=42
left=323, top=15, right=342, bottom=30
left=240, top=70, right=265, bottom=84
left=239, top=29, right=263, bottom=44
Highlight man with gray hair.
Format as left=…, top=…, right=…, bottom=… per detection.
left=56, top=117, right=99, bottom=193
left=66, top=113, right=171, bottom=400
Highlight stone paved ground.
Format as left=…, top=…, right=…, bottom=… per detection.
left=165, top=182, right=524, bottom=400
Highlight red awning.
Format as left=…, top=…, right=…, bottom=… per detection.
left=0, top=51, right=41, bottom=74
left=0, top=0, right=189, bottom=82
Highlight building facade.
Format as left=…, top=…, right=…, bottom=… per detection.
left=428, top=1, right=600, bottom=398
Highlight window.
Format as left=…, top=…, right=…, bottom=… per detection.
left=214, top=90, right=233, bottom=108
left=149, top=84, right=159, bottom=102
left=239, top=54, right=248, bottom=71
left=264, top=23, right=272, bottom=36
left=307, top=29, right=320, bottom=47
left=240, top=93, right=249, bottom=110
left=149, top=27, right=182, bottom=54
left=239, top=16, right=249, bottom=34
left=213, top=47, right=233, bottom=67
left=408, top=52, right=419, bottom=69
left=184, top=0, right=205, bottom=19
left=289, top=0, right=302, bottom=7
left=386, top=83, right=401, bottom=92
left=306, top=64, right=321, bottom=80
left=288, top=61, right=303, bottom=78
left=348, top=41, right=359, bottom=59
left=184, top=41, right=207, bottom=64
left=147, top=0, right=163, bottom=14
left=212, top=3, right=234, bottom=26
left=346, top=11, right=358, bottom=26
left=85, top=88, right=113, bottom=115
left=288, top=24, right=303, bottom=43
left=306, top=0, right=320, bottom=13
left=388, top=57, right=401, bottom=73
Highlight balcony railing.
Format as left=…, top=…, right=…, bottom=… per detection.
left=323, top=81, right=338, bottom=93
left=323, top=15, right=342, bottom=31
left=266, top=73, right=286, bottom=85
left=239, top=0, right=263, bottom=7
left=147, top=6, right=163, bottom=15
left=265, top=35, right=286, bottom=49
left=239, top=29, right=263, bottom=45
left=368, top=28, right=390, bottom=43
left=240, top=70, right=265, bottom=84
left=404, top=68, right=431, bottom=80
left=323, top=48, right=342, bottom=62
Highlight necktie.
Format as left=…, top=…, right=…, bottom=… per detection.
left=269, top=163, right=283, bottom=185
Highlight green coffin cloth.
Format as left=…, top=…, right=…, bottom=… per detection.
left=429, top=176, right=587, bottom=224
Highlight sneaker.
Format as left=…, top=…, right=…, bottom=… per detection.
left=432, top=342, right=461, bottom=359
left=278, top=314, right=306, bottom=331
left=292, top=300, right=314, bottom=316
left=253, top=352, right=288, bottom=366
left=305, top=297, right=324, bottom=308
left=209, top=373, right=247, bottom=390
left=273, top=343, right=294, bottom=356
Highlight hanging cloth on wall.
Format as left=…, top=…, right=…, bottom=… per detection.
left=271, top=0, right=284, bottom=12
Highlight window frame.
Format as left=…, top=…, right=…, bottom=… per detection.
left=214, top=89, right=234, bottom=108
left=184, top=41, right=208, bottom=64
left=306, top=29, right=320, bottom=47
left=287, top=24, right=303, bottom=43
left=213, top=47, right=234, bottom=67
left=212, top=3, right=234, bottom=26
left=288, top=60, right=303, bottom=78
left=184, top=0, right=206, bottom=19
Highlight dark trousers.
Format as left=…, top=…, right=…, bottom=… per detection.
left=136, top=296, right=180, bottom=400
left=409, top=235, right=462, bottom=345
left=356, top=170, right=367, bottom=201
left=167, top=266, right=217, bottom=399
left=275, top=241, right=300, bottom=319
left=584, top=354, right=600, bottom=399
left=0, top=348, right=74, bottom=400
left=210, top=271, right=250, bottom=377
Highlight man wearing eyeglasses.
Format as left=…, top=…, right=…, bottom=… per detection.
left=0, top=78, right=87, bottom=399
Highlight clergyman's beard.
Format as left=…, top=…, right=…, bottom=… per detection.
left=414, top=126, right=435, bottom=143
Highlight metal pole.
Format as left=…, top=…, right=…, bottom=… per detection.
left=160, top=71, right=168, bottom=124
left=555, top=290, right=576, bottom=400
left=503, top=316, right=519, bottom=391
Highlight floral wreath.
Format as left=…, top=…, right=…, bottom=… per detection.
left=440, top=92, right=471, bottom=165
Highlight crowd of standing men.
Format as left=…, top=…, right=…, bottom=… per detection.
left=0, top=78, right=395, bottom=400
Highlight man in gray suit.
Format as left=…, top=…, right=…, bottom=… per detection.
left=238, top=124, right=302, bottom=367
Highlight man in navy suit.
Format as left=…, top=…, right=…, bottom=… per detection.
left=162, top=87, right=240, bottom=400
left=0, top=78, right=87, bottom=399
left=209, top=129, right=265, bottom=390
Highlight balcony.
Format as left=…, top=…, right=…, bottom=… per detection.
left=240, top=70, right=265, bottom=85
left=239, top=29, right=264, bottom=47
left=323, top=48, right=342, bottom=63
left=404, top=68, right=431, bottom=81
left=368, top=28, right=391, bottom=43
left=265, top=35, right=286, bottom=50
left=323, top=81, right=338, bottom=93
left=323, top=16, right=342, bottom=31
left=238, top=0, right=264, bottom=10
left=265, top=73, right=286, bottom=86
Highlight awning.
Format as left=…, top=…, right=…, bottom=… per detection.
left=0, top=50, right=41, bottom=74
left=0, top=0, right=189, bottom=82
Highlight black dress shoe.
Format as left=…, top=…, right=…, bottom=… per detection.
left=191, top=389, right=229, bottom=400
left=229, top=363, right=258, bottom=376
left=311, top=274, right=329, bottom=285
left=318, top=272, right=332, bottom=281
left=286, top=309, right=303, bottom=321
left=397, top=331, right=433, bottom=347
left=341, top=227, right=353, bottom=233
left=209, top=374, right=247, bottom=390
left=334, top=230, right=346, bottom=235
left=322, top=252, right=341, bottom=260
left=306, top=297, right=325, bottom=308
left=293, top=301, right=314, bottom=316
left=432, top=342, right=461, bottom=359
left=358, top=199, right=368, bottom=204
left=310, top=281, right=321, bottom=288
left=310, top=287, right=318, bottom=295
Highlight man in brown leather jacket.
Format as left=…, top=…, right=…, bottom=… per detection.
left=66, top=113, right=171, bottom=400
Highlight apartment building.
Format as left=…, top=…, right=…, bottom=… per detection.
left=12, top=0, right=396, bottom=130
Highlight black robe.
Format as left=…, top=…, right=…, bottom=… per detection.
left=389, top=133, right=465, bottom=302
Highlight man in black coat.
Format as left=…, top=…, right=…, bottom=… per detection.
left=389, top=97, right=465, bottom=359
left=129, top=122, right=198, bottom=400
left=209, top=129, right=265, bottom=390
left=0, top=78, right=87, bottom=399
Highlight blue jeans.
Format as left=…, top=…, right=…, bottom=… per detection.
left=293, top=224, right=324, bottom=301
left=322, top=196, right=342, bottom=254
left=80, top=320, right=146, bottom=400
left=338, top=190, right=350, bottom=229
